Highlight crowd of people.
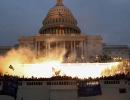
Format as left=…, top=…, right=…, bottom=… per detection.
left=0, top=73, right=129, bottom=81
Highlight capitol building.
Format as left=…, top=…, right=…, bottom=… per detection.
left=19, top=0, right=103, bottom=62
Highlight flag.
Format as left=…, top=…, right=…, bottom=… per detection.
left=9, top=65, right=15, bottom=71
left=78, top=84, right=102, bottom=97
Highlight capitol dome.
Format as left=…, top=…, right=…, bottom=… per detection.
left=39, top=0, right=81, bottom=35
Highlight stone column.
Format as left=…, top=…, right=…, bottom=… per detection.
left=74, top=41, right=76, bottom=53
left=83, top=41, right=86, bottom=57
left=81, top=41, right=84, bottom=56
left=37, top=41, right=40, bottom=56
left=45, top=42, right=48, bottom=56
left=63, top=41, right=65, bottom=52
left=48, top=41, right=50, bottom=50
left=35, top=41, right=37, bottom=53
left=35, top=41, right=38, bottom=56
left=39, top=42, right=41, bottom=56
left=81, top=41, right=86, bottom=59
left=56, top=41, right=58, bottom=54
left=48, top=41, right=51, bottom=56
left=71, top=41, right=73, bottom=54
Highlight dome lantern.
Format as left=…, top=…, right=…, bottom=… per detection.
left=56, top=0, right=63, bottom=5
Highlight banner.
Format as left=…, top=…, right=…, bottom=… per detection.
left=78, top=84, right=102, bottom=97
left=1, top=78, right=18, bottom=99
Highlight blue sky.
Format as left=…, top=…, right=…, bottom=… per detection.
left=0, top=0, right=130, bottom=46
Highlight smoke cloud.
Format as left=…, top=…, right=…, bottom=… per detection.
left=0, top=47, right=128, bottom=78
left=0, top=47, right=66, bottom=76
